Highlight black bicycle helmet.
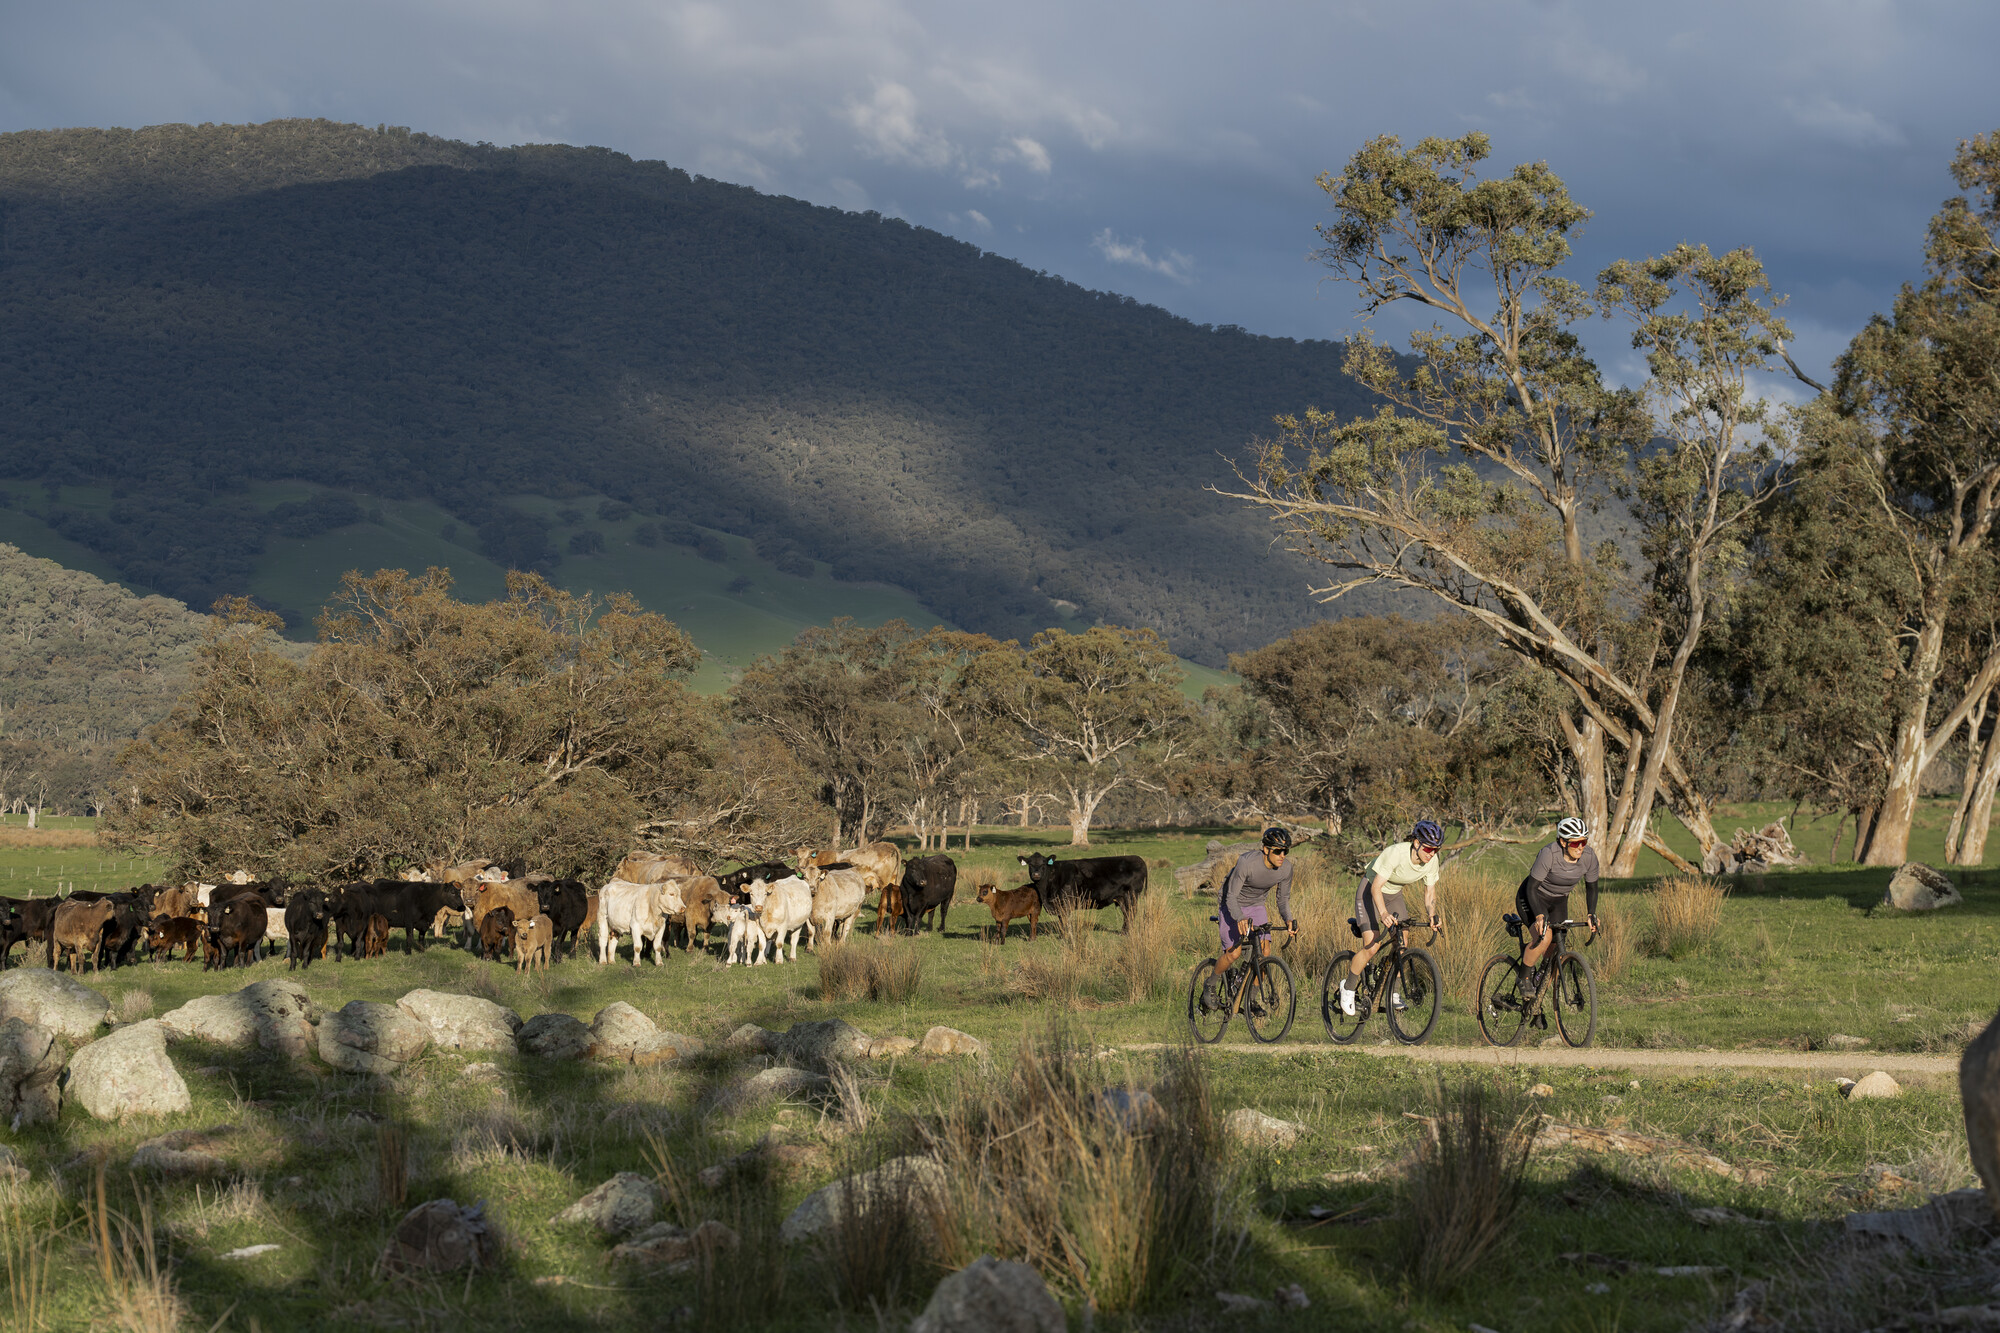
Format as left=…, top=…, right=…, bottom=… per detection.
left=1261, top=826, right=1293, bottom=852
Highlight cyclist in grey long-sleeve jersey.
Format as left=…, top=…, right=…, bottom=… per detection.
left=1201, top=827, right=1299, bottom=1012
left=1517, top=816, right=1600, bottom=997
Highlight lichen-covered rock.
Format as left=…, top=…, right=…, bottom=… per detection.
left=1223, top=1108, right=1307, bottom=1150
left=317, top=1001, right=431, bottom=1075
left=1883, top=862, right=1963, bottom=911
left=1962, top=1007, right=2000, bottom=1224
left=395, top=990, right=521, bottom=1053
left=773, top=1019, right=869, bottom=1069
left=723, top=1023, right=776, bottom=1054
left=587, top=1002, right=658, bottom=1059
left=632, top=1031, right=704, bottom=1067
left=160, top=980, right=319, bottom=1058
left=780, top=1155, right=946, bottom=1243
left=911, top=1255, right=1066, bottom=1333
left=66, top=1020, right=190, bottom=1121
left=552, top=1172, right=661, bottom=1236
left=1846, top=1071, right=1902, bottom=1101
left=740, top=1066, right=831, bottom=1101
left=0, top=1017, right=63, bottom=1130
left=919, top=1027, right=983, bottom=1057
left=516, top=1012, right=593, bottom=1061
left=608, top=1219, right=739, bottom=1270
left=379, top=1199, right=500, bottom=1274
left=0, top=969, right=110, bottom=1039
left=863, top=1035, right=917, bottom=1059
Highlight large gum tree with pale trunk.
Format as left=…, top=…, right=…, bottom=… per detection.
left=1219, top=133, right=1810, bottom=876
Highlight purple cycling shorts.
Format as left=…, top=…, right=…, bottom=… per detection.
left=1219, top=902, right=1267, bottom=951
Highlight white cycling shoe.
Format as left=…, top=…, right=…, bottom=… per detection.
left=1390, top=990, right=1407, bottom=1011
left=1337, top=982, right=1357, bottom=1016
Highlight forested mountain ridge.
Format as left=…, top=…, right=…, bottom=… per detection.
left=0, top=119, right=1389, bottom=664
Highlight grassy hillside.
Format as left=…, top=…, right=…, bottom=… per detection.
left=0, top=119, right=1404, bottom=668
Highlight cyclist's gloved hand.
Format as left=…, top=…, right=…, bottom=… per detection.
left=1286, top=918, right=1299, bottom=934
left=1587, top=913, right=1599, bottom=936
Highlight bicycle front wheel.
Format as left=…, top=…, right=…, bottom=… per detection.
left=1387, top=947, right=1442, bottom=1045
left=1553, top=951, right=1597, bottom=1048
left=1476, top=953, right=1530, bottom=1048
left=1245, top=955, right=1296, bottom=1044
left=1187, top=958, right=1230, bottom=1044
left=1320, top=951, right=1369, bottom=1044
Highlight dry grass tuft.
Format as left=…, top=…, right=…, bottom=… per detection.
left=1432, top=866, right=1515, bottom=1005
left=118, top=990, right=156, bottom=1024
left=4, top=1188, right=62, bottom=1333
left=926, top=1020, right=1236, bottom=1314
left=1108, top=891, right=1180, bottom=1003
left=1401, top=1077, right=1533, bottom=1288
left=88, top=1169, right=184, bottom=1333
left=1285, top=852, right=1348, bottom=984
left=816, top=936, right=923, bottom=1003
left=1004, top=913, right=1095, bottom=1007
left=1589, top=897, right=1632, bottom=984
left=375, top=1123, right=408, bottom=1212
left=1643, top=875, right=1727, bottom=958
left=815, top=1142, right=939, bottom=1315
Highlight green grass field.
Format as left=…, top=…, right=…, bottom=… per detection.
left=1, top=812, right=1994, bottom=1330
left=0, top=480, right=1238, bottom=698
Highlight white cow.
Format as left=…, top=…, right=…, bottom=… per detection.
left=596, top=877, right=684, bottom=966
left=721, top=902, right=767, bottom=968
left=744, top=876, right=813, bottom=964
left=800, top=864, right=868, bottom=948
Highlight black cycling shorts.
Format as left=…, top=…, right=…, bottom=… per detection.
left=1515, top=882, right=1566, bottom=933
left=1355, top=878, right=1410, bottom=934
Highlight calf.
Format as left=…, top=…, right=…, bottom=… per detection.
left=977, top=883, right=1041, bottom=945
left=52, top=898, right=115, bottom=973
left=467, top=880, right=542, bottom=958
left=478, top=906, right=516, bottom=960
left=206, top=897, right=267, bottom=969
left=898, top=855, right=957, bottom=936
left=665, top=876, right=728, bottom=956
left=1017, top=852, right=1149, bottom=933
left=721, top=902, right=766, bottom=967
left=145, top=916, right=204, bottom=963
left=284, top=889, right=332, bottom=970
left=514, top=912, right=554, bottom=972
left=362, top=913, right=392, bottom=960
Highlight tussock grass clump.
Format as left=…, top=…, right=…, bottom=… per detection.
left=375, top=1123, right=409, bottom=1211
left=1432, top=866, right=1514, bottom=1005
left=1590, top=897, right=1631, bottom=984
left=1284, top=851, right=1347, bottom=984
left=816, top=1143, right=940, bottom=1315
left=817, top=936, right=923, bottom=1003
left=1109, top=891, right=1180, bottom=1003
left=1643, top=875, right=1727, bottom=958
left=1004, top=913, right=1095, bottom=1007
left=117, top=989, right=155, bottom=1024
left=926, top=1021, right=1235, bottom=1314
left=646, top=1132, right=790, bottom=1330
left=88, top=1170, right=182, bottom=1333
left=1401, top=1077, right=1533, bottom=1288
left=5, top=1188, right=61, bottom=1333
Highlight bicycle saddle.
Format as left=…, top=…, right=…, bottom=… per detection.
left=1346, top=916, right=1361, bottom=938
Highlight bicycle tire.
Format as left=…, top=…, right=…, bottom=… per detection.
left=1187, top=959, right=1230, bottom=1044
left=1245, top=954, right=1297, bottom=1043
left=1553, top=950, right=1597, bottom=1048
left=1320, top=951, right=1370, bottom=1044
left=1476, top=953, right=1530, bottom=1048
left=1387, top=947, right=1442, bottom=1045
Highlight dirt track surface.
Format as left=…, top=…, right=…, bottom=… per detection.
left=1123, top=1042, right=1960, bottom=1077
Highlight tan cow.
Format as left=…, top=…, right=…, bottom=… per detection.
left=150, top=885, right=197, bottom=921
left=664, top=875, right=729, bottom=955
left=796, top=842, right=902, bottom=934
left=52, top=899, right=115, bottom=973
left=798, top=863, right=868, bottom=948
left=515, top=913, right=554, bottom=972
left=467, top=880, right=543, bottom=957
left=613, top=850, right=701, bottom=883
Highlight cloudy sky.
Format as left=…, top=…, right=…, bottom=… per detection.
left=5, top=1, right=1996, bottom=385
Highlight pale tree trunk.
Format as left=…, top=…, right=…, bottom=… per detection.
left=1066, top=786, right=1107, bottom=846
left=1945, top=692, right=1990, bottom=860
left=1852, top=803, right=1879, bottom=864
left=1952, top=701, right=2000, bottom=865
left=1558, top=711, right=1611, bottom=845
left=1867, top=616, right=1948, bottom=865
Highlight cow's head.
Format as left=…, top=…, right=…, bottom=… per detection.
left=1018, top=853, right=1054, bottom=883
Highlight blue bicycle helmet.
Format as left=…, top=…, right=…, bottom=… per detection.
left=1411, top=819, right=1444, bottom=849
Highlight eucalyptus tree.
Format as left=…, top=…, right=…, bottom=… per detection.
left=1221, top=133, right=1807, bottom=874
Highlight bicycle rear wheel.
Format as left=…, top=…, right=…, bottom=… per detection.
left=1187, top=959, right=1230, bottom=1044
left=1553, top=951, right=1596, bottom=1048
left=1476, top=953, right=1530, bottom=1048
left=1245, top=955, right=1296, bottom=1043
left=1387, top=947, right=1442, bottom=1045
left=1320, top=951, right=1370, bottom=1044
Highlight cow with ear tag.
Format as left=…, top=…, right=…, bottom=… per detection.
left=1016, top=850, right=1149, bottom=933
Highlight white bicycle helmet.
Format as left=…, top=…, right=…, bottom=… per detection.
left=1556, top=816, right=1589, bottom=841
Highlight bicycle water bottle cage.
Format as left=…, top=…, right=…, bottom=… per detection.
left=1208, top=915, right=1220, bottom=923
left=1346, top=916, right=1361, bottom=939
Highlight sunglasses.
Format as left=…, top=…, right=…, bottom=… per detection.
left=1562, top=838, right=1588, bottom=848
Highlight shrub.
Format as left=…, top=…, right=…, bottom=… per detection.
left=1643, top=875, right=1727, bottom=958
left=1400, top=1077, right=1533, bottom=1287
left=926, top=1022, right=1235, bottom=1314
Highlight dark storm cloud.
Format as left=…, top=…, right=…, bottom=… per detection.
left=4, top=0, right=1995, bottom=381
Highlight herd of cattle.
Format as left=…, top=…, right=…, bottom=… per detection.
left=0, top=844, right=1154, bottom=975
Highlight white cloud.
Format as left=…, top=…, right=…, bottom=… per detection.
left=1001, top=135, right=1050, bottom=174
left=948, top=208, right=992, bottom=231
left=845, top=80, right=957, bottom=169
left=961, top=165, right=999, bottom=189
left=1092, top=228, right=1194, bottom=284
left=1782, top=95, right=1906, bottom=149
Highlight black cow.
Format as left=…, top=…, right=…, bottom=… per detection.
left=1017, top=852, right=1149, bottom=932
left=534, top=879, right=590, bottom=961
left=897, top=855, right=957, bottom=935
left=206, top=896, right=267, bottom=969
left=102, top=906, right=148, bottom=969
left=0, top=898, right=60, bottom=968
left=284, top=888, right=332, bottom=970
left=330, top=880, right=457, bottom=957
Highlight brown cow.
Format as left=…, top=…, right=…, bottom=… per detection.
left=361, top=913, right=392, bottom=960
left=466, top=880, right=542, bottom=956
left=52, top=899, right=115, bottom=973
left=145, top=917, right=204, bottom=963
left=976, top=883, right=1041, bottom=945
left=514, top=912, right=554, bottom=972
left=150, top=885, right=196, bottom=921
left=614, top=850, right=702, bottom=883
left=664, top=876, right=729, bottom=955
left=478, top=906, right=515, bottom=960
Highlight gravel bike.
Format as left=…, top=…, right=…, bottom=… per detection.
left=1476, top=916, right=1596, bottom=1048
left=1188, top=921, right=1296, bottom=1045
left=1320, top=915, right=1441, bottom=1045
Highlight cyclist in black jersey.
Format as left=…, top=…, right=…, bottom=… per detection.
left=1518, top=816, right=1600, bottom=997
